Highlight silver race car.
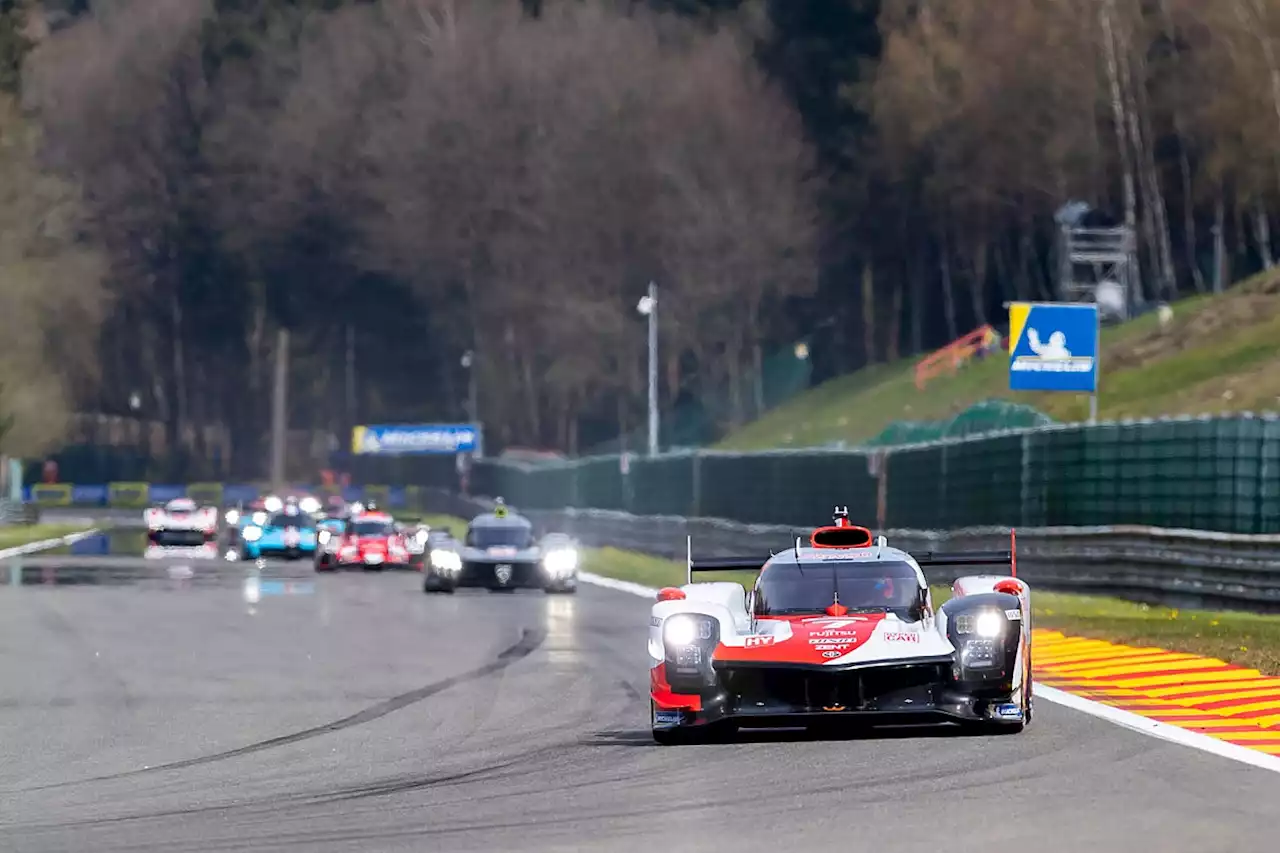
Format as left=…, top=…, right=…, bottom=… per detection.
left=145, top=497, right=218, bottom=546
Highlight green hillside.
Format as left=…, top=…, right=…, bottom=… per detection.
left=718, top=271, right=1280, bottom=451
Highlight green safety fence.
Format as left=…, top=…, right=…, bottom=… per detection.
left=465, top=414, right=1280, bottom=535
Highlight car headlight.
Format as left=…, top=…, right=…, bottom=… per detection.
left=264, top=497, right=283, bottom=512
left=430, top=549, right=461, bottom=571
left=543, top=548, right=578, bottom=575
left=252, top=511, right=268, bottom=526
left=242, top=525, right=263, bottom=542
left=975, top=610, right=1004, bottom=637
left=225, top=509, right=240, bottom=525
left=953, top=609, right=1006, bottom=637
left=299, top=497, right=321, bottom=514
left=318, top=530, right=331, bottom=545
left=664, top=614, right=714, bottom=647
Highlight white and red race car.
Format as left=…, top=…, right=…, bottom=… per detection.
left=648, top=507, right=1031, bottom=744
left=315, top=511, right=424, bottom=571
left=145, top=498, right=219, bottom=546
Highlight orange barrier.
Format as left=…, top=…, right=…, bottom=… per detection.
left=914, top=325, right=1000, bottom=390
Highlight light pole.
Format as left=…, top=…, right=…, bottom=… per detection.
left=461, top=350, right=483, bottom=458
left=636, top=282, right=658, bottom=457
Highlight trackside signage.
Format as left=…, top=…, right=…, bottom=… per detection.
left=351, top=424, right=480, bottom=455
left=1007, top=302, right=1099, bottom=393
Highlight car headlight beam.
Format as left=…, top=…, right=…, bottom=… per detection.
left=430, top=549, right=461, bottom=572
left=975, top=610, right=1004, bottom=637
left=242, top=525, right=263, bottom=542
left=543, top=548, right=578, bottom=576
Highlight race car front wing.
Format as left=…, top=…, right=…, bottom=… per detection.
left=653, top=657, right=1021, bottom=729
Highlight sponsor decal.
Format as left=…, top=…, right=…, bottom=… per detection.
left=802, top=617, right=868, bottom=629
left=495, top=564, right=513, bottom=584
left=744, top=635, right=775, bottom=648
left=654, top=709, right=682, bottom=726
left=992, top=703, right=1023, bottom=720
left=811, top=642, right=852, bottom=651
left=1005, top=609, right=1022, bottom=620
left=822, top=650, right=842, bottom=658
left=883, top=632, right=919, bottom=643
left=489, top=546, right=518, bottom=558
left=650, top=616, right=662, bottom=627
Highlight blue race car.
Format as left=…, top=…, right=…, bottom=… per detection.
left=238, top=505, right=318, bottom=560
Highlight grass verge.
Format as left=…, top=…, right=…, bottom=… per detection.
left=0, top=523, right=93, bottom=551
left=717, top=269, right=1280, bottom=450
left=583, top=546, right=1280, bottom=674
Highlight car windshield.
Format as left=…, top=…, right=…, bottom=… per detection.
left=754, top=559, right=923, bottom=617
left=352, top=520, right=395, bottom=536
left=467, top=525, right=533, bottom=549
left=269, top=512, right=315, bottom=528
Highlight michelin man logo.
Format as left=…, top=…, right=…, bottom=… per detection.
left=1012, top=327, right=1093, bottom=374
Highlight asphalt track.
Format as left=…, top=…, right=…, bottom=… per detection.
left=2, top=534, right=1280, bottom=852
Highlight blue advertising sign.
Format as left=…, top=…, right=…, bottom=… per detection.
left=351, top=424, right=479, bottom=455
left=1008, top=302, right=1099, bottom=393
left=72, top=484, right=108, bottom=506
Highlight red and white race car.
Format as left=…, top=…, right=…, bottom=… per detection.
left=145, top=498, right=218, bottom=546
left=315, top=511, right=425, bottom=571
left=648, top=507, right=1031, bottom=744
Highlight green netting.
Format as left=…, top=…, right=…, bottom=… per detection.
left=462, top=414, right=1280, bottom=535
left=864, top=399, right=1054, bottom=448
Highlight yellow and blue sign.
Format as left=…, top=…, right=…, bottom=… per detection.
left=1008, top=302, right=1099, bottom=393
left=31, top=483, right=73, bottom=506
left=108, top=482, right=150, bottom=507
left=352, top=424, right=479, bottom=455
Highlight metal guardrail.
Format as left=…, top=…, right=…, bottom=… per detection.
left=0, top=500, right=39, bottom=525
left=421, top=489, right=1280, bottom=613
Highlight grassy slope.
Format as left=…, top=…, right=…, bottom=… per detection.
left=718, top=271, right=1280, bottom=450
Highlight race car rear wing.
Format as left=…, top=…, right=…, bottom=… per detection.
left=685, top=537, right=770, bottom=584
left=913, top=530, right=1018, bottom=576
left=683, top=530, right=1018, bottom=583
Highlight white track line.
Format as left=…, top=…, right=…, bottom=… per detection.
left=0, top=528, right=100, bottom=561
left=579, top=572, right=1280, bottom=775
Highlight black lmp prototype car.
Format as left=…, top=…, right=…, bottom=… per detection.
left=422, top=499, right=578, bottom=594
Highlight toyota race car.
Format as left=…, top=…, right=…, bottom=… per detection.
left=648, top=507, right=1031, bottom=744
left=237, top=503, right=319, bottom=560
left=422, top=499, right=577, bottom=594
left=315, top=511, right=425, bottom=571
left=145, top=498, right=218, bottom=545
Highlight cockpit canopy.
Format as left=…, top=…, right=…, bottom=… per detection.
left=753, top=559, right=927, bottom=620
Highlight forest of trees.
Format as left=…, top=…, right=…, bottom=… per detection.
left=2, top=0, right=1280, bottom=476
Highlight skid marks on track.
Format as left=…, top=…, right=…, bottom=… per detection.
left=14, top=627, right=547, bottom=793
